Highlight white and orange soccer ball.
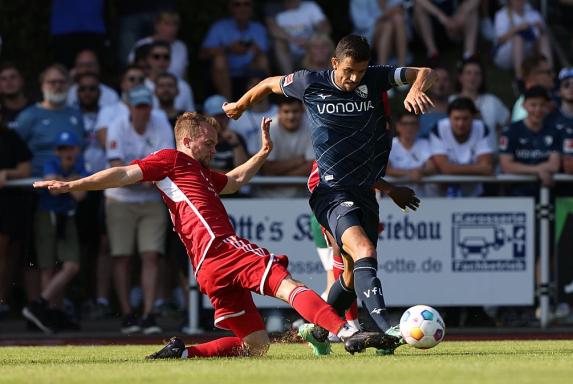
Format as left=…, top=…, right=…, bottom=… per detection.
left=399, top=305, right=445, bottom=349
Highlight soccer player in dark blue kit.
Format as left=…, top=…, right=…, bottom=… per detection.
left=225, top=35, right=434, bottom=355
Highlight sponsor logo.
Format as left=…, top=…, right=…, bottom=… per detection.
left=371, top=308, right=384, bottom=315
left=324, top=174, right=334, bottom=181
left=452, top=212, right=527, bottom=272
left=356, top=84, right=368, bottom=98
left=363, top=287, right=382, bottom=298
left=317, top=93, right=330, bottom=100
left=283, top=73, right=294, bottom=86
left=317, top=100, right=374, bottom=114
left=499, top=136, right=508, bottom=151
left=341, top=201, right=354, bottom=207
left=564, top=138, right=573, bottom=154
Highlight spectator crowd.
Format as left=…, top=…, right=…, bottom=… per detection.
left=1, top=0, right=573, bottom=334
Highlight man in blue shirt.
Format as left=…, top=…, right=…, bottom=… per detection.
left=225, top=34, right=433, bottom=355
left=500, top=86, right=561, bottom=196
left=546, top=68, right=573, bottom=174
left=199, top=0, right=270, bottom=100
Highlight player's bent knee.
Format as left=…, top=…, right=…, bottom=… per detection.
left=243, top=330, right=270, bottom=356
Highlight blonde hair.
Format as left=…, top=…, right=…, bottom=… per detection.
left=174, top=112, right=220, bottom=145
left=302, top=33, right=335, bottom=71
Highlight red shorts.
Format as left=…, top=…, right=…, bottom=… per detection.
left=197, top=235, right=290, bottom=338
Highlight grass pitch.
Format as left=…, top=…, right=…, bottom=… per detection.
left=0, top=340, right=572, bottom=384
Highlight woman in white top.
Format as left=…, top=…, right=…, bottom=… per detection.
left=493, top=0, right=553, bottom=79
left=450, top=56, right=509, bottom=149
left=387, top=111, right=436, bottom=197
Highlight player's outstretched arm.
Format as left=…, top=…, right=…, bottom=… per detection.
left=33, top=164, right=143, bottom=194
left=403, top=67, right=436, bottom=115
left=374, top=179, right=420, bottom=211
left=223, top=76, right=283, bottom=120
left=221, top=117, right=273, bottom=194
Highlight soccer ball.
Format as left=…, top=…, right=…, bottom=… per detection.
left=399, top=305, right=445, bottom=349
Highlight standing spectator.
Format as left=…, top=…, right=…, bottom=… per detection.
left=154, top=72, right=183, bottom=127
left=13, top=64, right=84, bottom=178
left=49, top=0, right=107, bottom=68
left=199, top=0, right=270, bottom=100
left=67, top=49, right=119, bottom=109
left=511, top=54, right=554, bottom=122
left=450, top=56, right=510, bottom=148
left=547, top=68, right=573, bottom=174
left=144, top=41, right=195, bottom=112
left=414, top=0, right=480, bottom=61
left=0, top=104, right=32, bottom=318
left=228, top=73, right=278, bottom=154
left=203, top=95, right=249, bottom=173
left=22, top=130, right=87, bottom=333
left=500, top=86, right=561, bottom=195
left=493, top=0, right=553, bottom=81
left=105, top=85, right=174, bottom=334
left=128, top=10, right=189, bottom=79
left=257, top=97, right=314, bottom=197
left=430, top=97, right=495, bottom=197
left=419, top=66, right=451, bottom=137
left=302, top=33, right=335, bottom=71
left=387, top=111, right=436, bottom=197
left=76, top=73, right=105, bottom=174
left=272, top=0, right=331, bottom=73
left=0, top=63, right=31, bottom=127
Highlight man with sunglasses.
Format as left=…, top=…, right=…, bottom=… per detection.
left=144, top=41, right=195, bottom=113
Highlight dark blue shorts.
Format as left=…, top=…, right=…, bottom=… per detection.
left=309, top=185, right=379, bottom=250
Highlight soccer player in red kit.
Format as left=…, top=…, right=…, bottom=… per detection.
left=35, top=112, right=399, bottom=359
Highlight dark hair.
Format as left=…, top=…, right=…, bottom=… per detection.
left=522, top=54, right=548, bottom=79
left=396, top=110, right=418, bottom=121
left=76, top=72, right=100, bottom=84
left=156, top=72, right=178, bottom=84
left=334, top=34, right=371, bottom=63
left=456, top=55, right=486, bottom=94
left=523, top=85, right=550, bottom=101
left=0, top=103, right=6, bottom=133
left=147, top=40, right=171, bottom=55
left=447, top=97, right=478, bottom=115
left=122, top=64, right=144, bottom=78
left=276, top=96, right=302, bottom=107
left=0, top=62, right=22, bottom=76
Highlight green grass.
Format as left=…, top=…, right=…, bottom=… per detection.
left=1, top=341, right=572, bottom=384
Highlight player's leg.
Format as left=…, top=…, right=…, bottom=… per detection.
left=326, top=230, right=358, bottom=318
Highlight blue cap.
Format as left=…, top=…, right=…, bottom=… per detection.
left=54, top=130, right=80, bottom=148
left=127, top=85, right=153, bottom=106
left=203, top=94, right=228, bottom=116
left=559, top=67, right=573, bottom=82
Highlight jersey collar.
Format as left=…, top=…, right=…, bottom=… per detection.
left=329, top=70, right=344, bottom=92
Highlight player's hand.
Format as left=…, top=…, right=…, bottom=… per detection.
left=386, top=186, right=420, bottom=211
left=404, top=88, right=434, bottom=115
left=259, top=117, right=273, bottom=155
left=223, top=102, right=245, bottom=120
left=537, top=168, right=554, bottom=187
left=0, top=170, right=7, bottom=189
left=408, top=168, right=424, bottom=182
left=33, top=180, right=72, bottom=194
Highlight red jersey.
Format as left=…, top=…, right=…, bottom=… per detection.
left=132, top=149, right=234, bottom=275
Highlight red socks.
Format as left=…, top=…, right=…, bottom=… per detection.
left=185, top=337, right=244, bottom=358
left=289, top=286, right=345, bottom=335
left=332, top=254, right=358, bottom=321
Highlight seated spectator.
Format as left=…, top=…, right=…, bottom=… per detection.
left=105, top=85, right=174, bottom=334
left=349, top=0, right=383, bottom=44
left=154, top=72, right=184, bottom=127
left=13, top=64, right=84, bottom=178
left=199, top=0, right=270, bottom=100
left=143, top=41, right=195, bottom=112
left=374, top=1, right=410, bottom=67
left=512, top=54, right=555, bottom=122
left=271, top=0, right=331, bottom=73
left=257, top=97, right=314, bottom=197
left=228, top=73, right=278, bottom=154
left=203, top=94, right=249, bottom=173
left=302, top=33, right=334, bottom=71
left=387, top=111, right=437, bottom=197
left=128, top=10, right=189, bottom=79
left=450, top=56, right=510, bottom=148
left=67, top=49, right=119, bottom=108
left=0, top=63, right=32, bottom=126
left=500, top=86, right=561, bottom=195
left=414, top=0, right=479, bottom=61
left=493, top=0, right=553, bottom=80
left=430, top=97, right=495, bottom=197
left=22, top=130, right=87, bottom=333
left=548, top=68, right=573, bottom=174
left=0, top=104, right=32, bottom=318
left=419, top=66, right=451, bottom=137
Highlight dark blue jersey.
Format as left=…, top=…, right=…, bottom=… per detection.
left=546, top=109, right=573, bottom=156
left=280, top=66, right=407, bottom=189
left=499, top=120, right=561, bottom=165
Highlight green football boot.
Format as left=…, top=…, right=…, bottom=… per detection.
left=298, top=323, right=332, bottom=356
left=376, top=325, right=406, bottom=356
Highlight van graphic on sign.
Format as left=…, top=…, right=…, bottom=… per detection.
left=452, top=213, right=526, bottom=272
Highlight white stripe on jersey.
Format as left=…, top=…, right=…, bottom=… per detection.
left=214, top=310, right=246, bottom=329
left=156, top=176, right=215, bottom=276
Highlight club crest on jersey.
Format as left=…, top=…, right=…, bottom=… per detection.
left=544, top=135, right=553, bottom=146
left=564, top=138, right=573, bottom=153
left=283, top=73, right=294, bottom=86
left=355, top=84, right=368, bottom=98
